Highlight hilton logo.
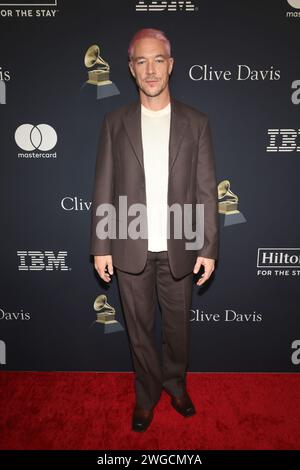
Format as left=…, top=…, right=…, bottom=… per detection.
left=135, top=1, right=196, bottom=12
left=257, top=248, right=300, bottom=278
left=0, top=1, right=59, bottom=17
left=17, top=251, right=69, bottom=271
left=0, top=1, right=57, bottom=3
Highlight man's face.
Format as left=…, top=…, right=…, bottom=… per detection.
left=128, top=37, right=174, bottom=98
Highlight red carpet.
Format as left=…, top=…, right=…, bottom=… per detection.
left=0, top=372, right=299, bottom=450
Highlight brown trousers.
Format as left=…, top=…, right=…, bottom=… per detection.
left=116, top=250, right=194, bottom=410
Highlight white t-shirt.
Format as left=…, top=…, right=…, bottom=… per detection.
left=141, top=102, right=171, bottom=251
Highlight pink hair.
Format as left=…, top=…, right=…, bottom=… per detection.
left=128, top=28, right=171, bottom=60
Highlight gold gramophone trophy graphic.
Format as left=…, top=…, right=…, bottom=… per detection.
left=83, top=44, right=120, bottom=100
left=218, top=179, right=246, bottom=226
left=92, top=294, right=123, bottom=333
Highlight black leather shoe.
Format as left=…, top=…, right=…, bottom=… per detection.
left=132, top=405, right=154, bottom=432
left=170, top=392, right=196, bottom=417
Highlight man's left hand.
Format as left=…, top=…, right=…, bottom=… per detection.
left=193, top=256, right=215, bottom=286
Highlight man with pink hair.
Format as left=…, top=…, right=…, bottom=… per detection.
left=91, top=28, right=219, bottom=432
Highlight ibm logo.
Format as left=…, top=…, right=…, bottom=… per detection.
left=17, top=251, right=69, bottom=271
left=135, top=1, right=196, bottom=12
left=0, top=340, right=6, bottom=365
left=267, top=129, right=300, bottom=152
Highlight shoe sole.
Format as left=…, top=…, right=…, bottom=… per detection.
left=132, top=425, right=150, bottom=432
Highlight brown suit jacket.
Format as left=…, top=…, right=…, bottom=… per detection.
left=90, top=95, right=219, bottom=279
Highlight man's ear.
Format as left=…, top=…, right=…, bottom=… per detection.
left=128, top=61, right=135, bottom=78
left=169, top=57, right=174, bottom=75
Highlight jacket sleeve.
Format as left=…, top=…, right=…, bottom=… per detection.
left=90, top=114, right=114, bottom=256
left=196, top=116, right=219, bottom=260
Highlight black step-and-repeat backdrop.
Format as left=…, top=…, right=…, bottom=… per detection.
left=1, top=1, right=300, bottom=372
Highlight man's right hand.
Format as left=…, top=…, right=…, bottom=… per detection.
left=94, top=255, right=114, bottom=283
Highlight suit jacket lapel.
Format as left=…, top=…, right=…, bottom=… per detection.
left=122, top=95, right=188, bottom=174
left=169, top=96, right=188, bottom=172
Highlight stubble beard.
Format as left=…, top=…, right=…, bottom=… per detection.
left=138, top=77, right=168, bottom=98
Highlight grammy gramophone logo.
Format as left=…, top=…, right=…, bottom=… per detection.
left=92, top=294, right=123, bottom=334
left=82, top=44, right=120, bottom=100
left=218, top=179, right=246, bottom=226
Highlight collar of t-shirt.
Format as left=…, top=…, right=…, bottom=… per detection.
left=141, top=102, right=171, bottom=117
